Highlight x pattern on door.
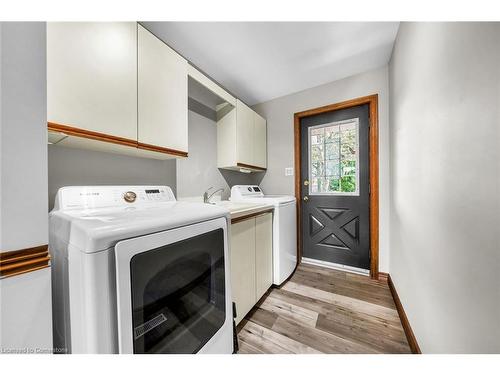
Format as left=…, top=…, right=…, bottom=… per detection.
left=309, top=206, right=359, bottom=252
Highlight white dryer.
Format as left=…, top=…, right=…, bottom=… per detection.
left=230, top=185, right=297, bottom=285
left=49, top=186, right=233, bottom=354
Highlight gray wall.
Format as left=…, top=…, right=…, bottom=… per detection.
left=1, top=22, right=48, bottom=250
left=48, top=146, right=177, bottom=210
left=253, top=66, right=391, bottom=272
left=176, top=110, right=263, bottom=200
left=389, top=22, right=500, bottom=353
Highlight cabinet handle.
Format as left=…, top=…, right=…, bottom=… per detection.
left=303, top=196, right=309, bottom=202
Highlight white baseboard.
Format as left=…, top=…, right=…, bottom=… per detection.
left=301, top=257, right=369, bottom=276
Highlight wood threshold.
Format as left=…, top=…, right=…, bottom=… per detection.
left=293, top=94, right=379, bottom=279
left=0, top=245, right=50, bottom=278
left=387, top=274, right=422, bottom=354
left=236, top=162, right=267, bottom=172
left=48, top=122, right=188, bottom=158
left=231, top=209, right=273, bottom=224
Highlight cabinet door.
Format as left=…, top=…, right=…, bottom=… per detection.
left=47, top=22, right=137, bottom=140
left=216, top=105, right=237, bottom=168
left=236, top=100, right=254, bottom=166
left=253, top=112, right=267, bottom=169
left=255, top=213, right=273, bottom=300
left=138, top=25, right=188, bottom=153
left=230, top=218, right=256, bottom=325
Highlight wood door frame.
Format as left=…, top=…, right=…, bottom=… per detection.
left=294, top=94, right=379, bottom=279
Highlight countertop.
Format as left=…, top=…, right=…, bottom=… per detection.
left=213, top=200, right=274, bottom=221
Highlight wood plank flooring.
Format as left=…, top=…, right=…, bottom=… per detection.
left=237, top=263, right=411, bottom=354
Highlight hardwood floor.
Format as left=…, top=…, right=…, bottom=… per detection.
left=236, top=263, right=411, bottom=354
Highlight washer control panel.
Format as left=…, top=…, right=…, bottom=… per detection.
left=54, top=186, right=176, bottom=210
left=230, top=185, right=265, bottom=200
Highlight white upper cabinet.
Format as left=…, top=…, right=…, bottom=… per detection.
left=236, top=100, right=255, bottom=166
left=138, top=24, right=188, bottom=153
left=47, top=23, right=188, bottom=159
left=217, top=99, right=267, bottom=172
left=253, top=112, right=267, bottom=169
left=47, top=22, right=262, bottom=162
left=47, top=22, right=138, bottom=140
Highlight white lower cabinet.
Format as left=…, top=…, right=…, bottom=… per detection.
left=230, top=212, right=273, bottom=325
left=230, top=218, right=256, bottom=325
left=255, top=213, right=273, bottom=300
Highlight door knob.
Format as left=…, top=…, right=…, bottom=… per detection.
left=303, top=180, right=309, bottom=186
left=303, top=196, right=309, bottom=202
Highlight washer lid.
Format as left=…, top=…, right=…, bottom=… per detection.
left=50, top=201, right=229, bottom=253
left=263, top=195, right=296, bottom=204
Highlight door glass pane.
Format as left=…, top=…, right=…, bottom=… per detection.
left=311, top=144, right=324, bottom=163
left=325, top=143, right=340, bottom=159
left=310, top=127, right=324, bottom=145
left=308, top=118, right=360, bottom=195
left=325, top=159, right=340, bottom=177
left=311, top=161, right=324, bottom=177
left=129, top=229, right=225, bottom=354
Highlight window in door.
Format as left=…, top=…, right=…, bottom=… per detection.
left=308, top=118, right=360, bottom=195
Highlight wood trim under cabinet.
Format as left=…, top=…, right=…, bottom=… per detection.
left=48, top=122, right=188, bottom=158
left=236, top=162, right=267, bottom=172
left=231, top=209, right=273, bottom=224
left=137, top=142, right=188, bottom=158
left=293, top=94, right=379, bottom=279
left=48, top=122, right=137, bottom=147
left=387, top=274, right=422, bottom=354
left=0, top=245, right=50, bottom=279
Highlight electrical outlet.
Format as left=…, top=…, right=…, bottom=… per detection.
left=285, top=167, right=294, bottom=176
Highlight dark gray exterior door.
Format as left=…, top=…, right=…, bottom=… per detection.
left=300, top=104, right=370, bottom=270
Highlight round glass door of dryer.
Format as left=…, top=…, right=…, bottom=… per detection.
left=129, top=229, right=226, bottom=354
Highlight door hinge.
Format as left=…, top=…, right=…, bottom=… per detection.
left=369, top=183, right=371, bottom=195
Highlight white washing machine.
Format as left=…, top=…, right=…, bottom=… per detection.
left=49, top=186, right=233, bottom=354
left=230, top=185, right=297, bottom=285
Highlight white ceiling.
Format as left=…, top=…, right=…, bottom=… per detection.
left=142, top=22, right=399, bottom=106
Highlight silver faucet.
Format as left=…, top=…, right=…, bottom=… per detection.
left=203, top=187, right=225, bottom=204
